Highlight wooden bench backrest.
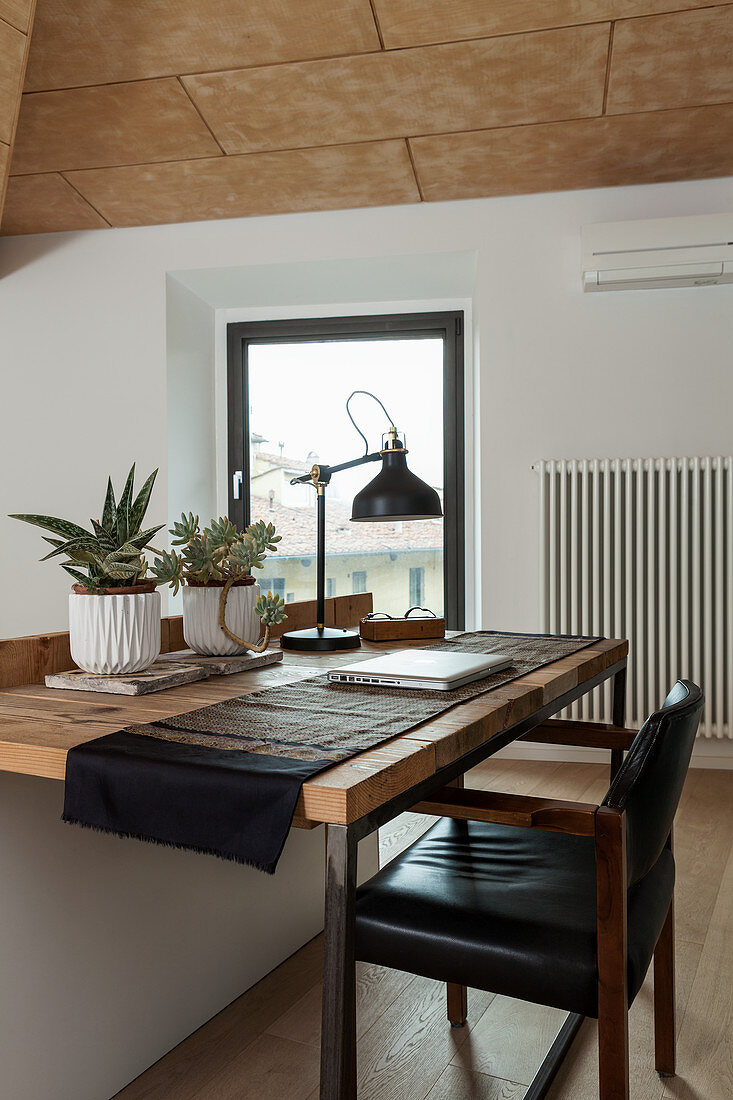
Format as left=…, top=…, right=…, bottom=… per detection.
left=0, top=592, right=373, bottom=688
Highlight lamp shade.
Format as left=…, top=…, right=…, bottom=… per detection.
left=351, top=448, right=443, bottom=522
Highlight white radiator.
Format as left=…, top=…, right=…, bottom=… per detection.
left=536, top=457, right=733, bottom=739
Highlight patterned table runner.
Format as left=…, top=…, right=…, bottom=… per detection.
left=63, top=631, right=598, bottom=873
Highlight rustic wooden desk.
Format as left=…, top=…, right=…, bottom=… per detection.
left=0, top=633, right=629, bottom=1100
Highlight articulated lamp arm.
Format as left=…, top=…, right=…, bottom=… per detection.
left=289, top=451, right=382, bottom=490
left=288, top=390, right=399, bottom=489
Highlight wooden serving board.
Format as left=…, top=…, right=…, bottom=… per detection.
left=45, top=649, right=283, bottom=695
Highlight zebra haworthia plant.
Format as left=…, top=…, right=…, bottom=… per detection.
left=10, top=465, right=165, bottom=593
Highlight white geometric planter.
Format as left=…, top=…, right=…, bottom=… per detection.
left=69, top=590, right=161, bottom=675
left=182, top=582, right=261, bottom=657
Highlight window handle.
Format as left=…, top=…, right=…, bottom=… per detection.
left=232, top=471, right=243, bottom=500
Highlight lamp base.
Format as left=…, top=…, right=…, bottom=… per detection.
left=279, top=626, right=361, bottom=652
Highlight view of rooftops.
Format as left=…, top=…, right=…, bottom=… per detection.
left=247, top=339, right=445, bottom=615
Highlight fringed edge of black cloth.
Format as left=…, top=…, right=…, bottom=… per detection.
left=63, top=630, right=599, bottom=874
left=63, top=732, right=326, bottom=873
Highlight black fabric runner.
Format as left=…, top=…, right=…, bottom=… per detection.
left=63, top=631, right=598, bottom=873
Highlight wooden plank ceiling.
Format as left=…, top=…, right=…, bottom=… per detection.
left=1, top=0, right=732, bottom=236
left=0, top=0, right=36, bottom=223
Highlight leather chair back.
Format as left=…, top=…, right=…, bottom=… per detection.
left=603, top=680, right=703, bottom=886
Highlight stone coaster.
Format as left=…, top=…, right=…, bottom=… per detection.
left=158, top=649, right=284, bottom=675
left=45, top=648, right=283, bottom=695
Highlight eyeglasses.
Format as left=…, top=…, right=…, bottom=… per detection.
left=363, top=606, right=436, bottom=621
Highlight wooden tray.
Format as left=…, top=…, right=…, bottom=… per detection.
left=45, top=648, right=283, bottom=695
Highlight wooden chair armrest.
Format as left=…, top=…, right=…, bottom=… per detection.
left=412, top=786, right=599, bottom=837
left=520, top=718, right=637, bottom=751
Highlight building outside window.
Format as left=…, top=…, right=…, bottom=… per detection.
left=259, top=577, right=285, bottom=599
left=352, top=570, right=367, bottom=594
left=409, top=566, right=425, bottom=607
left=326, top=578, right=335, bottom=597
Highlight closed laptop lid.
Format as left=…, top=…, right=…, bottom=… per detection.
left=332, top=650, right=510, bottom=684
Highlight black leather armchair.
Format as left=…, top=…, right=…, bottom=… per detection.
left=355, top=681, right=703, bottom=1100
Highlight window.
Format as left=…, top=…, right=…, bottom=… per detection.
left=259, top=577, right=285, bottom=599
left=409, top=566, right=425, bottom=607
left=227, top=312, right=464, bottom=628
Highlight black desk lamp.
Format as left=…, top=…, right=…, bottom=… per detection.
left=279, top=390, right=443, bottom=652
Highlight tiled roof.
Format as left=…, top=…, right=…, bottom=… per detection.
left=251, top=496, right=442, bottom=558
left=252, top=451, right=312, bottom=473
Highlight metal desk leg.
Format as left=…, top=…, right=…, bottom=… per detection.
left=524, top=1012, right=585, bottom=1099
left=320, top=824, right=357, bottom=1100
left=611, top=663, right=628, bottom=781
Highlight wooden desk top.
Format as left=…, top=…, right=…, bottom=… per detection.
left=0, top=636, right=628, bottom=827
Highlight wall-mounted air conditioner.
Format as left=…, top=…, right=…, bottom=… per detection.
left=582, top=213, right=733, bottom=292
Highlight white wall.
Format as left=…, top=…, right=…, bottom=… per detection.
left=166, top=276, right=218, bottom=531
left=2, top=177, right=731, bottom=638
left=0, top=771, right=329, bottom=1100
left=473, top=192, right=733, bottom=633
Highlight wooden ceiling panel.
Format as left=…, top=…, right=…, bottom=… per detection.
left=0, top=15, right=26, bottom=143
left=1, top=171, right=108, bottom=233
left=607, top=6, right=733, bottom=114
left=0, top=0, right=35, bottom=227
left=184, top=24, right=610, bottom=154
left=10, top=79, right=223, bottom=174
left=23, top=0, right=380, bottom=92
left=62, top=140, right=421, bottom=227
left=3, top=0, right=732, bottom=236
left=373, top=0, right=726, bottom=49
left=411, top=103, right=733, bottom=200
left=0, top=0, right=34, bottom=33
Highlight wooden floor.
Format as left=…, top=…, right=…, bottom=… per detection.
left=113, top=759, right=733, bottom=1100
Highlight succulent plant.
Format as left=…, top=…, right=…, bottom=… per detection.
left=10, top=466, right=165, bottom=592
left=152, top=514, right=288, bottom=639
left=153, top=515, right=282, bottom=588
left=255, top=591, right=288, bottom=626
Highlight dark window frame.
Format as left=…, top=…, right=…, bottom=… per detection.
left=226, top=312, right=465, bottom=628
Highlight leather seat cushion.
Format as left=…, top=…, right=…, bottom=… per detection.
left=355, top=818, right=674, bottom=1018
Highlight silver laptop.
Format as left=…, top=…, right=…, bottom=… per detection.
left=328, top=650, right=512, bottom=691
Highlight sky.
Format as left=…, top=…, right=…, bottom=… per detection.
left=248, top=338, right=444, bottom=505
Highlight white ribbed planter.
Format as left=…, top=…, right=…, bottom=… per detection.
left=182, top=582, right=261, bottom=656
left=69, top=590, right=161, bottom=675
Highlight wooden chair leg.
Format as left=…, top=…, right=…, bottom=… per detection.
left=598, top=1000, right=630, bottom=1100
left=654, top=897, right=676, bottom=1076
left=596, top=807, right=630, bottom=1100
left=447, top=982, right=467, bottom=1027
